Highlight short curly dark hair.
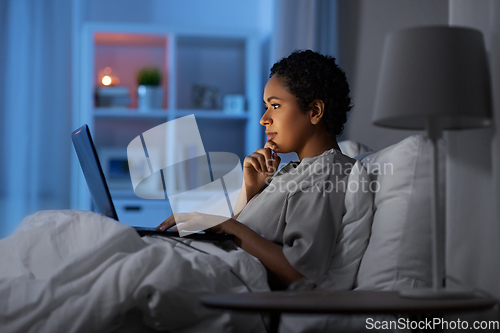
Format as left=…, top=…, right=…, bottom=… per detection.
left=270, top=50, right=352, bottom=137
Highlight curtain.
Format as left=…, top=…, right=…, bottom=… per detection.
left=446, top=0, right=500, bottom=298
left=0, top=0, right=73, bottom=238
left=269, top=0, right=338, bottom=163
left=271, top=0, right=338, bottom=64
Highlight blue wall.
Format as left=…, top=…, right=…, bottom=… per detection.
left=85, top=0, right=273, bottom=33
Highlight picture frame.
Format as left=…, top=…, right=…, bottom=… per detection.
left=223, top=94, right=245, bottom=114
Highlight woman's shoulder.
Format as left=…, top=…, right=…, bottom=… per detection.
left=306, top=149, right=358, bottom=178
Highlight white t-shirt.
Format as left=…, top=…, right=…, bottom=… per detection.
left=237, top=149, right=373, bottom=290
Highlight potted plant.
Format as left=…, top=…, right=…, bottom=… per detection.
left=137, top=66, right=163, bottom=111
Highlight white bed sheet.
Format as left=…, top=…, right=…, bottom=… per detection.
left=0, top=210, right=270, bottom=333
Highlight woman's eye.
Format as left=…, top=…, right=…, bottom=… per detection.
left=264, top=104, right=280, bottom=111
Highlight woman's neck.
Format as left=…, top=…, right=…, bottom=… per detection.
left=297, top=131, right=340, bottom=161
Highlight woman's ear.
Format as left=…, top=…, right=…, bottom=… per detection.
left=309, top=99, right=325, bottom=125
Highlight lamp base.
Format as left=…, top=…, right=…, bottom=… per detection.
left=399, top=288, right=475, bottom=300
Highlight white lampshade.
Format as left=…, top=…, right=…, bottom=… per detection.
left=373, top=26, right=492, bottom=130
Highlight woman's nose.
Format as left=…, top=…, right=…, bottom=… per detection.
left=260, top=109, right=272, bottom=126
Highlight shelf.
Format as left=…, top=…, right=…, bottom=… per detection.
left=72, top=23, right=263, bottom=214
left=175, top=110, right=249, bottom=120
left=95, top=32, right=168, bottom=47
left=94, top=108, right=169, bottom=118
left=94, top=108, right=249, bottom=120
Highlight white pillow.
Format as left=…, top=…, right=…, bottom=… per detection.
left=355, top=135, right=434, bottom=290
left=338, top=140, right=373, bottom=159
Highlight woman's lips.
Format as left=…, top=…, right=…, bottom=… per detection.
left=266, top=133, right=277, bottom=141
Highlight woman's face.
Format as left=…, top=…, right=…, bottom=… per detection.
left=261, top=75, right=314, bottom=155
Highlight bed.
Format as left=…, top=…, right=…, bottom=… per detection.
left=2, top=135, right=496, bottom=332
left=0, top=210, right=270, bottom=332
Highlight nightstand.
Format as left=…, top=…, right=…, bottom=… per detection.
left=201, top=290, right=497, bottom=333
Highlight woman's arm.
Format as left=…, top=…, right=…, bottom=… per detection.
left=226, top=146, right=304, bottom=284
left=157, top=145, right=303, bottom=285
left=231, top=181, right=248, bottom=220
left=158, top=213, right=304, bottom=285
left=223, top=218, right=304, bottom=285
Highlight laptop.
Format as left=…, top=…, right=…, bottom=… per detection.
left=72, top=124, right=233, bottom=241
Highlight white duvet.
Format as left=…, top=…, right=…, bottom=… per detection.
left=0, top=210, right=270, bottom=333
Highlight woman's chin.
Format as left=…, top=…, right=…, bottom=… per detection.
left=273, top=147, right=292, bottom=154
left=269, top=142, right=291, bottom=154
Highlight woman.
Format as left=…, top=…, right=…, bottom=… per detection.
left=158, top=50, right=372, bottom=290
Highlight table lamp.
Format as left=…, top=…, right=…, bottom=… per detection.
left=372, top=26, right=492, bottom=299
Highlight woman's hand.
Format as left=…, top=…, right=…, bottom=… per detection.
left=243, top=142, right=281, bottom=202
left=156, top=212, right=233, bottom=234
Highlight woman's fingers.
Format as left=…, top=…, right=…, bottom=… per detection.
left=256, top=148, right=273, bottom=173
left=172, top=213, right=229, bottom=234
left=264, top=141, right=277, bottom=150
left=259, top=146, right=281, bottom=176
left=243, top=146, right=279, bottom=175
left=156, top=214, right=175, bottom=230
left=251, top=151, right=268, bottom=174
left=244, top=155, right=263, bottom=173
left=256, top=148, right=276, bottom=173
left=156, top=213, right=191, bottom=230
